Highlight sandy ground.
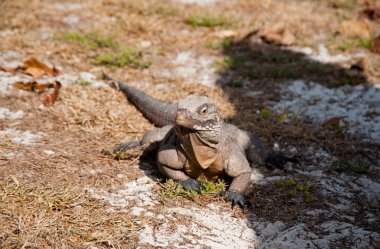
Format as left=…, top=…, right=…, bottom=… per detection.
left=1, top=0, right=380, bottom=248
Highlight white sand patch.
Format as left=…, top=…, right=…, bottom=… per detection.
left=288, top=44, right=364, bottom=64
left=341, top=175, right=380, bottom=200
left=0, top=72, right=34, bottom=96
left=78, top=72, right=110, bottom=88
left=0, top=107, right=24, bottom=120
left=140, top=205, right=257, bottom=248
left=319, top=221, right=378, bottom=249
left=171, top=51, right=218, bottom=87
left=62, top=15, right=80, bottom=25
left=0, top=128, right=45, bottom=145
left=272, top=80, right=380, bottom=142
left=0, top=50, right=24, bottom=68
left=88, top=176, right=157, bottom=210
left=252, top=220, right=379, bottom=249
left=131, top=207, right=145, bottom=216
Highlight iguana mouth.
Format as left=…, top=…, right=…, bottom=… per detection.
left=176, top=108, right=195, bottom=128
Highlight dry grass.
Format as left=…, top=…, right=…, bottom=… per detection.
left=0, top=0, right=379, bottom=247
left=0, top=182, right=144, bottom=248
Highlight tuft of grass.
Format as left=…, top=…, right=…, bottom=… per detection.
left=94, top=49, right=152, bottom=69
left=331, top=159, right=369, bottom=174
left=158, top=179, right=198, bottom=199
left=153, top=5, right=178, bottom=17
left=185, top=14, right=231, bottom=28
left=62, top=32, right=116, bottom=48
left=205, top=38, right=234, bottom=50
left=158, top=178, right=225, bottom=200
left=80, top=81, right=92, bottom=86
left=213, top=56, right=245, bottom=71
left=259, top=108, right=274, bottom=120
left=247, top=68, right=261, bottom=79
left=270, top=53, right=298, bottom=64
left=274, top=179, right=318, bottom=204
left=199, top=179, right=226, bottom=195
left=102, top=146, right=144, bottom=161
left=338, top=38, right=372, bottom=51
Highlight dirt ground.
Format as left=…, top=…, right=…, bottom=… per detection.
left=0, top=0, right=379, bottom=248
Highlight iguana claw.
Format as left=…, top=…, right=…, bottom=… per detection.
left=178, top=178, right=201, bottom=193
left=223, top=191, right=251, bottom=208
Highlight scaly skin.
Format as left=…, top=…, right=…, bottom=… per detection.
left=103, top=72, right=177, bottom=127
left=105, top=73, right=298, bottom=207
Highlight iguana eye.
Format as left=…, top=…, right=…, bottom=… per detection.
left=197, top=105, right=208, bottom=116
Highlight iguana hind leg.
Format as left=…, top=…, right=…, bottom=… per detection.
left=114, top=125, right=173, bottom=152
left=225, top=123, right=300, bottom=168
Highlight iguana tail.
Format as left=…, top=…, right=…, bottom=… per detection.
left=102, top=72, right=177, bottom=127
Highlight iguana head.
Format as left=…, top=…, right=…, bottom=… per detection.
left=175, top=95, right=223, bottom=143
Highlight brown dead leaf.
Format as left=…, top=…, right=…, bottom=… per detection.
left=12, top=81, right=35, bottom=91
left=24, top=66, right=45, bottom=79
left=43, top=81, right=61, bottom=106
left=339, top=20, right=371, bottom=40
left=23, top=57, right=61, bottom=78
left=259, top=25, right=295, bottom=46
left=0, top=57, right=62, bottom=78
left=371, top=35, right=380, bottom=54
left=12, top=81, right=55, bottom=93
left=0, top=65, right=23, bottom=72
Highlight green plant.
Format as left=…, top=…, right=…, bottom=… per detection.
left=199, top=179, right=226, bottom=195
left=80, top=81, right=92, bottom=86
left=158, top=178, right=226, bottom=200
left=185, top=14, right=231, bottom=28
left=274, top=179, right=318, bottom=204
left=338, top=38, right=372, bottom=51
left=62, top=32, right=116, bottom=48
left=94, top=49, right=152, bottom=69
left=259, top=108, right=274, bottom=120
left=205, top=38, right=233, bottom=50
left=213, top=56, right=245, bottom=71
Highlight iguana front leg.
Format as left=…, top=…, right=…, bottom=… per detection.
left=224, top=144, right=252, bottom=208
left=156, top=129, right=201, bottom=191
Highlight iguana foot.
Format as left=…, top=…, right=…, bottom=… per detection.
left=222, top=191, right=251, bottom=208
left=113, top=141, right=141, bottom=153
left=178, top=178, right=201, bottom=193
left=265, top=152, right=300, bottom=169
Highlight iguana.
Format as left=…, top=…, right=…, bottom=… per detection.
left=104, top=73, right=298, bottom=207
